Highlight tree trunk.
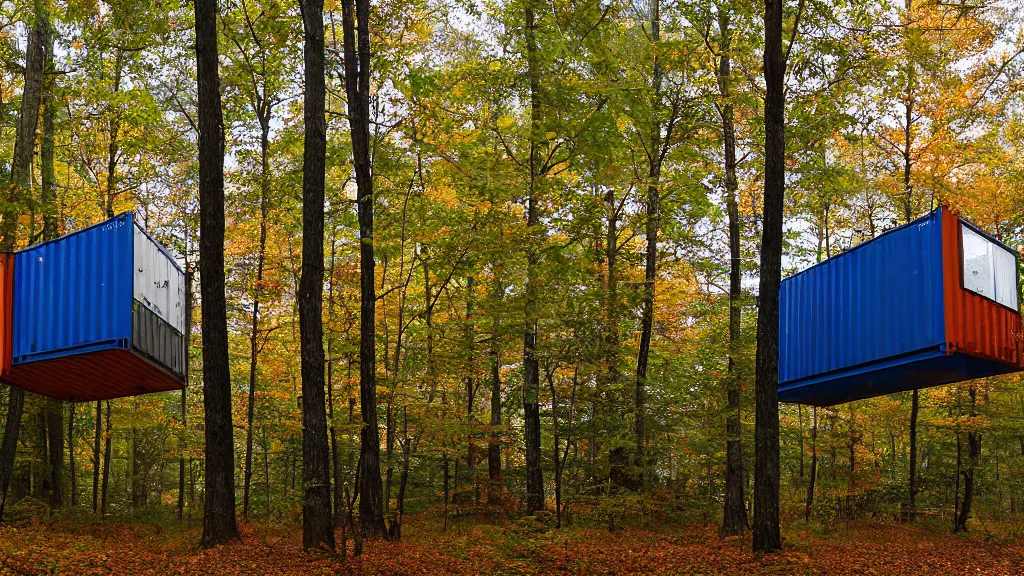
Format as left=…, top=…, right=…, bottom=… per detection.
left=178, top=261, right=192, bottom=523
left=465, top=276, right=476, bottom=502
left=908, top=389, right=919, bottom=520
left=634, top=0, right=664, bottom=489
left=41, top=29, right=63, bottom=510
left=101, top=401, right=111, bottom=516
left=0, top=3, right=48, bottom=521
left=956, top=386, right=980, bottom=532
left=93, top=401, right=102, bottom=513
left=806, top=407, right=817, bottom=521
left=243, top=78, right=272, bottom=524
left=487, top=277, right=502, bottom=504
left=47, top=400, right=63, bottom=508
left=522, top=0, right=545, bottom=516
left=752, top=0, right=785, bottom=553
left=104, top=48, right=125, bottom=217
left=339, top=0, right=386, bottom=539
left=3, top=378, right=27, bottom=517
left=327, top=238, right=344, bottom=526
left=719, top=5, right=746, bottom=536
left=298, top=0, right=335, bottom=549
left=195, top=0, right=239, bottom=546
left=0, top=0, right=46, bottom=248
left=68, top=404, right=76, bottom=507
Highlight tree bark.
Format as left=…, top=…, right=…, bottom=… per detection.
left=298, top=0, right=335, bottom=549
left=46, top=401, right=63, bottom=509
left=41, top=26, right=63, bottom=511
left=634, top=0, right=664, bottom=488
left=101, top=401, right=111, bottom=516
left=178, top=261, right=192, bottom=523
left=195, top=0, right=239, bottom=546
left=522, top=0, right=545, bottom=516
left=0, top=0, right=46, bottom=249
left=93, top=401, right=102, bottom=513
left=0, top=2, right=48, bottom=521
left=68, top=404, right=76, bottom=507
left=464, top=276, right=476, bottom=502
left=908, top=389, right=919, bottom=520
left=339, top=0, right=386, bottom=538
left=103, top=48, right=125, bottom=218
left=242, top=60, right=273, bottom=524
left=487, top=276, right=502, bottom=504
left=327, top=237, right=344, bottom=526
left=805, top=406, right=817, bottom=521
left=955, top=386, right=980, bottom=532
left=719, top=4, right=746, bottom=536
left=752, top=0, right=785, bottom=553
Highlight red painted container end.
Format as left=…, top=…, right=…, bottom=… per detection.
left=0, top=254, right=12, bottom=378
left=941, top=206, right=1023, bottom=367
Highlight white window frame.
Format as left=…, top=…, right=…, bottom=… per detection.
left=961, top=222, right=1019, bottom=312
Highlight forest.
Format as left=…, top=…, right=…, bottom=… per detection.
left=0, top=0, right=1023, bottom=572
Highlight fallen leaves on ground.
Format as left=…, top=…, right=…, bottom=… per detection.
left=0, top=518, right=1021, bottom=575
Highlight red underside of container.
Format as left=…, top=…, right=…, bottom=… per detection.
left=1, top=348, right=184, bottom=401
left=941, top=207, right=1023, bottom=367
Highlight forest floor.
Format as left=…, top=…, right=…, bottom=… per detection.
left=1, top=513, right=1023, bottom=575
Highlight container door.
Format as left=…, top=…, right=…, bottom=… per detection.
left=132, top=224, right=186, bottom=378
left=133, top=225, right=185, bottom=334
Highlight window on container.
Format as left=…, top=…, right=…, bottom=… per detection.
left=962, top=225, right=1019, bottom=310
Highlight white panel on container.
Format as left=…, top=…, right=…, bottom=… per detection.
left=993, top=242, right=1018, bottom=310
left=133, top=224, right=185, bottom=333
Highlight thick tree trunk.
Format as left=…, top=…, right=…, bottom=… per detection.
left=298, top=0, right=335, bottom=549
left=0, top=3, right=48, bottom=521
left=195, top=0, right=239, bottom=546
left=752, top=0, right=785, bottom=553
left=41, top=30, right=63, bottom=511
left=339, top=0, right=386, bottom=539
left=719, top=5, right=746, bottom=536
left=522, top=0, right=545, bottom=516
left=0, top=1, right=46, bottom=248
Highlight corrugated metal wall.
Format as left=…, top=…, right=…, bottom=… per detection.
left=132, top=301, right=185, bottom=378
left=0, top=254, right=12, bottom=377
left=12, top=214, right=134, bottom=364
left=942, top=207, right=1023, bottom=367
left=779, top=210, right=946, bottom=385
left=133, top=224, right=185, bottom=334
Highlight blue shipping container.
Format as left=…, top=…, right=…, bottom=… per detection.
left=4, top=213, right=186, bottom=400
left=779, top=208, right=1023, bottom=406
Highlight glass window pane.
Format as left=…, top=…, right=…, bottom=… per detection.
left=993, top=243, right=1018, bottom=309
left=962, top=226, right=994, bottom=299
